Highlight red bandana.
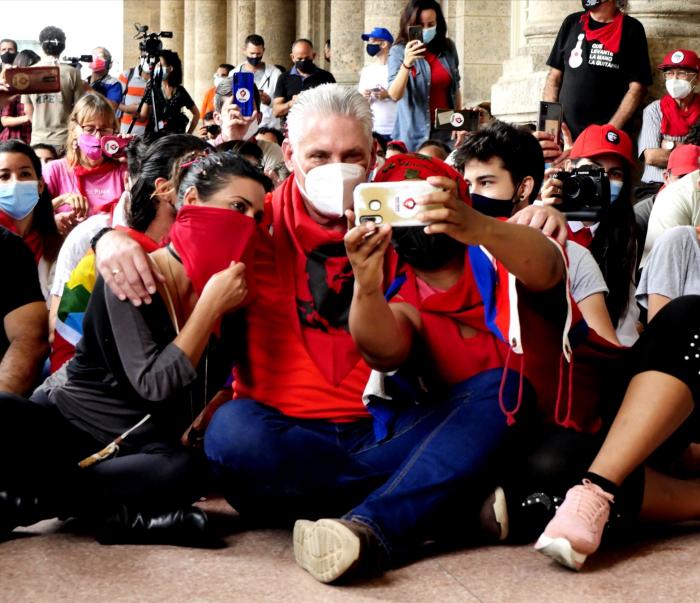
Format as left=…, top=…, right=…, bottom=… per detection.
left=72, top=160, right=120, bottom=208
left=168, top=205, right=258, bottom=297
left=579, top=11, right=624, bottom=55
left=114, top=225, right=160, bottom=253
left=271, top=175, right=361, bottom=386
left=0, top=211, right=43, bottom=263
left=660, top=94, right=700, bottom=137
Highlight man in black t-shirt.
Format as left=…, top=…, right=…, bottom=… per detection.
left=544, top=0, right=651, bottom=140
left=0, top=227, right=48, bottom=395
left=272, top=39, right=335, bottom=124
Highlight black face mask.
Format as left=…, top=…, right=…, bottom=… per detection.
left=391, top=227, right=464, bottom=271
left=246, top=56, right=262, bottom=67
left=295, top=58, right=316, bottom=74
left=0, top=51, right=16, bottom=65
left=469, top=192, right=515, bottom=218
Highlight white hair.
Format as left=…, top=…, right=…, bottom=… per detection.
left=287, top=84, right=373, bottom=149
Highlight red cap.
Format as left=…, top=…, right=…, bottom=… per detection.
left=373, top=152, right=470, bottom=205
left=570, top=124, right=634, bottom=166
left=667, top=144, right=700, bottom=177
left=657, top=49, right=700, bottom=72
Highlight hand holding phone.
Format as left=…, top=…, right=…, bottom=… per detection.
left=537, top=101, right=563, bottom=146
left=354, top=181, right=442, bottom=227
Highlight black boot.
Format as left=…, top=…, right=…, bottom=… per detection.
left=0, top=491, right=51, bottom=536
left=96, top=505, right=223, bottom=548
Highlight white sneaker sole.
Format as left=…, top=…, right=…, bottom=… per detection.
left=534, top=534, right=587, bottom=571
left=293, top=519, right=361, bottom=584
left=492, top=486, right=509, bottom=541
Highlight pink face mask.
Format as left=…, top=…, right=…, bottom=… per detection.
left=78, top=133, right=103, bottom=161
left=90, top=58, right=107, bottom=71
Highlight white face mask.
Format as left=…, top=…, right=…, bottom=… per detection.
left=294, top=156, right=366, bottom=218
left=666, top=78, right=694, bottom=100
left=214, top=75, right=224, bottom=87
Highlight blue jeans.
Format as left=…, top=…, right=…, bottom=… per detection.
left=204, top=368, right=532, bottom=560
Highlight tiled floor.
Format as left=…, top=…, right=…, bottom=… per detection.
left=2, top=499, right=699, bottom=603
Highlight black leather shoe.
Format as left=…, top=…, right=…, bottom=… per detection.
left=96, top=505, right=223, bottom=548
left=0, top=491, right=49, bottom=536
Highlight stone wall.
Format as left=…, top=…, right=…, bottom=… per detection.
left=120, top=0, right=700, bottom=123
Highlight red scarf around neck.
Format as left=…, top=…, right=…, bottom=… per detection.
left=579, top=11, right=624, bottom=55
left=271, top=175, right=361, bottom=387
left=660, top=93, right=700, bottom=137
left=0, top=211, right=43, bottom=263
left=114, top=225, right=160, bottom=253
left=72, top=160, right=119, bottom=200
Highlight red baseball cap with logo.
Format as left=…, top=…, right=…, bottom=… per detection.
left=570, top=124, right=634, bottom=166
left=667, top=144, right=700, bottom=177
left=657, top=49, right=700, bottom=72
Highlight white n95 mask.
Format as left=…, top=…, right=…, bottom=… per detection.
left=294, top=157, right=366, bottom=218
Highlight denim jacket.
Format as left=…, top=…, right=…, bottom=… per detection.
left=388, top=40, right=461, bottom=151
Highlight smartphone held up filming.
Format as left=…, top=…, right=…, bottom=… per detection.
left=537, top=101, right=563, bottom=144
left=434, top=108, right=479, bottom=131
left=233, top=71, right=255, bottom=117
left=354, top=181, right=442, bottom=228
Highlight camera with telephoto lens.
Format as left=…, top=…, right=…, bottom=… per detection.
left=551, top=165, right=610, bottom=221
left=62, top=54, right=93, bottom=69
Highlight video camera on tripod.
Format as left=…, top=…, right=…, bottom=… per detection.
left=127, top=23, right=173, bottom=134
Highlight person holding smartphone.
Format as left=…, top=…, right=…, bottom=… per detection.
left=387, top=0, right=461, bottom=152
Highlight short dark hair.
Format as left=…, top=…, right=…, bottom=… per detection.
left=454, top=120, right=544, bottom=204
left=216, top=140, right=264, bottom=164
left=417, top=138, right=451, bottom=156
left=219, top=63, right=234, bottom=73
left=38, top=26, right=66, bottom=56
left=31, top=143, right=59, bottom=160
left=256, top=126, right=284, bottom=146
left=292, top=38, right=314, bottom=51
left=686, top=124, right=700, bottom=146
left=245, top=35, right=265, bottom=48
left=372, top=132, right=388, bottom=154
left=0, top=39, right=17, bottom=52
left=15, top=49, right=41, bottom=67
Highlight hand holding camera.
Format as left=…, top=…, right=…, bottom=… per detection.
left=543, top=166, right=611, bottom=221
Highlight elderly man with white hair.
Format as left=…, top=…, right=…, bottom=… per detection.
left=89, top=84, right=560, bottom=583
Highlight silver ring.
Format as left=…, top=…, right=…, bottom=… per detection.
left=111, top=268, right=121, bottom=276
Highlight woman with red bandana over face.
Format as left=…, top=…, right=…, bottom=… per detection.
left=0, top=151, right=272, bottom=547
left=42, top=94, right=126, bottom=235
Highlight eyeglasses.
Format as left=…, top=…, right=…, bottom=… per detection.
left=79, top=124, right=115, bottom=136
left=663, top=70, right=697, bottom=80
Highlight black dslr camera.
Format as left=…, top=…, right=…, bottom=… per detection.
left=551, top=166, right=610, bottom=221
left=134, top=23, right=173, bottom=60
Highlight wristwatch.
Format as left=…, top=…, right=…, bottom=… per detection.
left=661, top=139, right=676, bottom=150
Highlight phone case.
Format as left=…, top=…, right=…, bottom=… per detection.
left=434, top=109, right=479, bottom=131
left=408, top=26, right=423, bottom=43
left=4, top=66, right=60, bottom=94
left=101, top=135, right=129, bottom=159
left=354, top=181, right=441, bottom=228
left=233, top=71, right=255, bottom=117
left=538, top=101, right=563, bottom=140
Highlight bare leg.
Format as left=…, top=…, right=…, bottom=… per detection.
left=589, top=371, right=693, bottom=485
left=639, top=467, right=700, bottom=522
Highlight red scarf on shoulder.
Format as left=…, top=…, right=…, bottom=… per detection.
left=72, top=160, right=120, bottom=206
left=271, top=175, right=361, bottom=386
left=0, top=211, right=43, bottom=263
left=579, top=11, right=624, bottom=55
left=660, top=94, right=700, bottom=137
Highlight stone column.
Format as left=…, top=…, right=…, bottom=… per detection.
left=329, top=0, right=365, bottom=85
left=193, top=0, right=227, bottom=108
left=123, top=0, right=161, bottom=70
left=159, top=0, right=185, bottom=59
left=362, top=0, right=403, bottom=67
left=491, top=1, right=577, bottom=123
left=227, top=0, right=257, bottom=64
left=296, top=0, right=331, bottom=54
left=255, top=0, right=296, bottom=70
left=183, top=0, right=196, bottom=94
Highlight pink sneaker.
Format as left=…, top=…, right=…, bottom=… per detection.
left=534, top=479, right=614, bottom=571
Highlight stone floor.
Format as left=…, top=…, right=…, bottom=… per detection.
left=2, top=498, right=700, bottom=603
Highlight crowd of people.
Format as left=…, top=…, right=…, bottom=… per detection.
left=1, top=0, right=700, bottom=586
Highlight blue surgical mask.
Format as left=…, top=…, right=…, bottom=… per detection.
left=422, top=26, right=437, bottom=44
left=0, top=180, right=40, bottom=220
left=609, top=180, right=623, bottom=204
